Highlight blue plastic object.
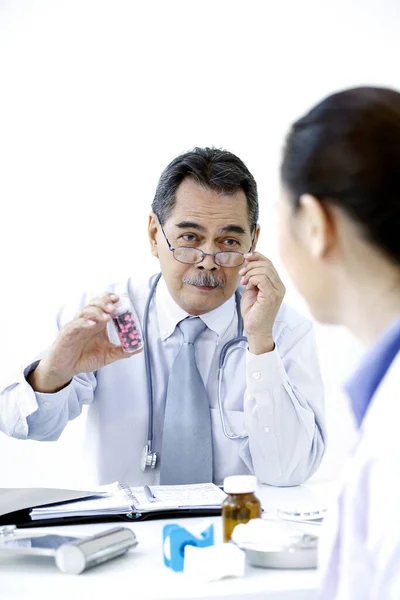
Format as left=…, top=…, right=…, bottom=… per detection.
left=162, top=523, right=214, bottom=572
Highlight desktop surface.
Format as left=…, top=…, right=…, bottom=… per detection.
left=0, top=480, right=329, bottom=600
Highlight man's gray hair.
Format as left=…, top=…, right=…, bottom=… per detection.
left=151, top=147, right=259, bottom=232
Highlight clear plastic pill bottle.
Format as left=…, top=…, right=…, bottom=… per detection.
left=111, top=294, right=144, bottom=353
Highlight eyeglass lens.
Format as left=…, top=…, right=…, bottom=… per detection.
left=173, top=247, right=244, bottom=267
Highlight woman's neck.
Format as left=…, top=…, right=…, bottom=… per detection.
left=338, top=255, right=400, bottom=346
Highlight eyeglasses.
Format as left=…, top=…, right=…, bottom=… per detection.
left=158, top=218, right=254, bottom=268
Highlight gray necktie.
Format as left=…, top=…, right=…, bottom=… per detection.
left=160, top=317, right=213, bottom=484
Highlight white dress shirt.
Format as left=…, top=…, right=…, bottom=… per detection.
left=0, top=274, right=325, bottom=487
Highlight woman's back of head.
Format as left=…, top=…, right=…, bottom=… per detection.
left=281, top=86, right=400, bottom=265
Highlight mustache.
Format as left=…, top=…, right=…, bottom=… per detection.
left=183, top=273, right=225, bottom=288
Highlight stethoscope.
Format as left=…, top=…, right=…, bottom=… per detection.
left=140, top=273, right=248, bottom=471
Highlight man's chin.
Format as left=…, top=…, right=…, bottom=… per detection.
left=183, top=284, right=225, bottom=314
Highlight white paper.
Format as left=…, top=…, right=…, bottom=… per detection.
left=29, top=482, right=226, bottom=520
left=130, top=483, right=226, bottom=512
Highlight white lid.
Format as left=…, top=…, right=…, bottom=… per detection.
left=223, top=475, right=257, bottom=494
left=113, top=294, right=131, bottom=314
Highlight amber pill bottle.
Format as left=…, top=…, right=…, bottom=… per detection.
left=222, top=475, right=261, bottom=542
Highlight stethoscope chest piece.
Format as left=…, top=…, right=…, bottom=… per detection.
left=141, top=443, right=158, bottom=471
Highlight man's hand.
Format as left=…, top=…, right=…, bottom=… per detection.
left=28, top=293, right=142, bottom=393
left=239, top=252, right=286, bottom=355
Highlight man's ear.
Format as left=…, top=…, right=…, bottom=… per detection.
left=298, top=194, right=335, bottom=258
left=250, top=224, right=261, bottom=251
left=148, top=212, right=159, bottom=258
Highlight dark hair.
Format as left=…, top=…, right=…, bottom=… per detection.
left=281, top=86, right=400, bottom=264
left=152, top=147, right=259, bottom=232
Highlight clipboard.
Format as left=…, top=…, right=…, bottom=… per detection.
left=0, top=482, right=225, bottom=528
left=0, top=506, right=222, bottom=528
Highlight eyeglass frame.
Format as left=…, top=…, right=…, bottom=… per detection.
left=157, top=216, right=255, bottom=267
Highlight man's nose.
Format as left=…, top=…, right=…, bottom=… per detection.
left=197, top=251, right=219, bottom=270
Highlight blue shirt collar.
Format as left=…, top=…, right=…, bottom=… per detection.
left=345, top=315, right=400, bottom=428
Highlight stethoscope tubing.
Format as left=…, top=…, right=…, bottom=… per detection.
left=135, top=273, right=247, bottom=456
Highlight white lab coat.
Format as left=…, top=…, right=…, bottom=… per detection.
left=319, top=353, right=400, bottom=599
left=0, top=274, right=325, bottom=487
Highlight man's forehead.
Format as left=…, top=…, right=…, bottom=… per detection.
left=168, top=179, right=250, bottom=230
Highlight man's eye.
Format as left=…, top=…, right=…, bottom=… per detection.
left=224, top=238, right=239, bottom=247
left=181, top=234, right=198, bottom=243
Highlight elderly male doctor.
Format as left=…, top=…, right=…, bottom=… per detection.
left=0, top=147, right=325, bottom=487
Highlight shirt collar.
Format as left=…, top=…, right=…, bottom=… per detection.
left=345, top=314, right=400, bottom=428
left=155, top=276, right=237, bottom=342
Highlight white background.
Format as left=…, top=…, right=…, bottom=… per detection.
left=1, top=0, right=398, bottom=489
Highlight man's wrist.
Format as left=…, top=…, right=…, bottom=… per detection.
left=247, top=334, right=275, bottom=355
left=27, top=361, right=72, bottom=394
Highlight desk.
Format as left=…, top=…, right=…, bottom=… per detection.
left=0, top=480, right=331, bottom=600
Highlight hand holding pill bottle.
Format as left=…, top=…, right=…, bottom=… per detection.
left=27, top=292, right=143, bottom=394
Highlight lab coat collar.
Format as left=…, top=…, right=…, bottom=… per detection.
left=155, top=275, right=236, bottom=342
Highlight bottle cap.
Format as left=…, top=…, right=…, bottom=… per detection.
left=223, top=475, right=257, bottom=494
left=113, top=294, right=131, bottom=314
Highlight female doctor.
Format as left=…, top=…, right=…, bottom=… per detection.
left=277, top=86, right=400, bottom=599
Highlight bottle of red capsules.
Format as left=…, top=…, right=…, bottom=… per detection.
left=111, top=294, right=144, bottom=353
